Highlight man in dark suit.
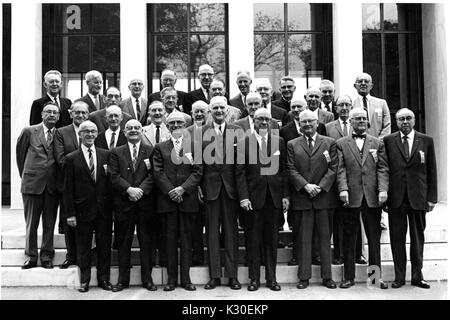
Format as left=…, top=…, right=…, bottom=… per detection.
left=16, top=103, right=60, bottom=269
left=208, top=79, right=240, bottom=123
left=383, top=108, right=437, bottom=289
left=120, top=79, right=149, bottom=125
left=54, top=101, right=90, bottom=269
left=201, top=96, right=244, bottom=290
left=229, top=70, right=252, bottom=115
left=336, top=108, right=389, bottom=289
left=64, top=121, right=113, bottom=293
left=75, top=70, right=107, bottom=113
left=152, top=111, right=203, bottom=291
left=185, top=64, right=215, bottom=115
left=255, top=79, right=290, bottom=127
left=109, top=119, right=156, bottom=292
left=236, top=108, right=289, bottom=291
left=273, top=76, right=296, bottom=113
left=30, top=70, right=72, bottom=128
left=89, top=87, right=133, bottom=133
left=162, top=87, right=192, bottom=126
left=148, top=69, right=188, bottom=113
left=320, top=79, right=338, bottom=119
left=306, top=86, right=334, bottom=125
left=286, top=109, right=338, bottom=289
left=95, top=105, right=127, bottom=150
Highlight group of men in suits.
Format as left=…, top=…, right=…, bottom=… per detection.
left=17, top=67, right=437, bottom=292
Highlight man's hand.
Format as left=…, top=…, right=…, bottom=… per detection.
left=304, top=184, right=321, bottom=198
left=282, top=198, right=290, bottom=212
left=67, top=216, right=77, bottom=228
left=339, top=191, right=349, bottom=206
left=427, top=201, right=436, bottom=212
left=168, top=186, right=185, bottom=200
left=378, top=191, right=388, bottom=205
left=127, top=187, right=144, bottom=202
left=198, top=187, right=204, bottom=205
left=240, top=199, right=253, bottom=211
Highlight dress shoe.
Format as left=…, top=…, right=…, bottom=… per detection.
left=78, top=282, right=89, bottom=293
left=266, top=281, right=281, bottom=291
left=181, top=283, right=196, bottom=291
left=60, top=259, right=76, bottom=269
left=297, top=280, right=309, bottom=289
left=21, top=260, right=37, bottom=269
left=288, top=258, right=298, bottom=266
left=163, top=283, right=177, bottom=291
left=229, top=278, right=242, bottom=290
left=411, top=280, right=430, bottom=289
left=391, top=280, right=405, bottom=289
left=204, top=278, right=221, bottom=290
left=322, top=279, right=337, bottom=289
left=312, top=257, right=321, bottom=265
left=355, top=255, right=367, bottom=264
left=143, top=282, right=157, bottom=291
left=41, top=261, right=53, bottom=269
left=339, top=279, right=355, bottom=289
left=332, top=258, right=344, bottom=265
left=98, top=280, right=113, bottom=291
left=247, top=280, right=260, bottom=291
left=112, top=283, right=129, bottom=292
left=379, top=280, right=388, bottom=289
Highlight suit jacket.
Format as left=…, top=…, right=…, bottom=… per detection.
left=152, top=138, right=203, bottom=213
left=383, top=131, right=437, bottom=210
left=325, top=119, right=351, bottom=141
left=200, top=122, right=243, bottom=201
left=317, top=108, right=334, bottom=125
left=76, top=94, right=107, bottom=113
left=149, top=90, right=188, bottom=113
left=88, top=108, right=133, bottom=133
left=321, top=100, right=338, bottom=119
left=16, top=124, right=57, bottom=195
left=95, top=130, right=128, bottom=150
left=185, top=88, right=207, bottom=116
left=353, top=95, right=391, bottom=138
left=142, top=123, right=171, bottom=147
left=270, top=104, right=290, bottom=127
left=235, top=134, right=288, bottom=210
left=229, top=94, right=246, bottom=113
left=336, top=134, right=389, bottom=208
left=63, top=147, right=112, bottom=221
left=234, top=116, right=279, bottom=135
left=54, top=124, right=80, bottom=192
left=280, top=120, right=326, bottom=145
left=272, top=97, right=291, bottom=113
left=29, top=95, right=72, bottom=128
left=286, top=134, right=338, bottom=210
left=120, top=97, right=149, bottom=125
left=109, top=142, right=154, bottom=220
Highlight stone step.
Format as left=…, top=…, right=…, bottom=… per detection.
left=1, top=242, right=447, bottom=267
left=1, top=260, right=447, bottom=287
left=1, top=226, right=446, bottom=249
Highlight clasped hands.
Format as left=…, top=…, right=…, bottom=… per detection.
left=127, top=187, right=144, bottom=202
left=168, top=186, right=185, bottom=203
left=304, top=183, right=322, bottom=198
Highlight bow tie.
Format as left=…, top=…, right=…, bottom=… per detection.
left=352, top=133, right=366, bottom=139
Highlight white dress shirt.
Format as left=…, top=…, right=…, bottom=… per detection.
left=47, top=93, right=60, bottom=106
left=213, top=122, right=225, bottom=136
left=248, top=116, right=255, bottom=133
left=128, top=141, right=141, bottom=160
left=105, top=128, right=121, bottom=149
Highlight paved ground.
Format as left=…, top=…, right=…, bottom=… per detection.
left=1, top=281, right=447, bottom=300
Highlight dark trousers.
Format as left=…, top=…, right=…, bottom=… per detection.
left=343, top=199, right=382, bottom=281
left=75, top=215, right=112, bottom=284
left=205, top=189, right=239, bottom=279
left=165, top=209, right=195, bottom=285
left=332, top=206, right=345, bottom=260
left=247, top=196, right=279, bottom=283
left=192, top=207, right=205, bottom=265
left=22, top=189, right=58, bottom=263
left=312, top=211, right=333, bottom=261
left=115, top=209, right=157, bottom=285
left=155, top=213, right=167, bottom=266
left=389, top=197, right=426, bottom=282
left=60, top=195, right=77, bottom=262
left=295, top=209, right=332, bottom=280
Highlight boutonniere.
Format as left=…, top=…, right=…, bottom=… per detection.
left=103, top=164, right=108, bottom=175
left=369, top=149, right=378, bottom=162
left=323, top=150, right=331, bottom=163
left=144, top=158, right=151, bottom=170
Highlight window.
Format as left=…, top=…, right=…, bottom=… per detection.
left=253, top=3, right=333, bottom=94
left=362, top=3, right=424, bottom=131
left=148, top=3, right=228, bottom=93
left=42, top=4, right=120, bottom=101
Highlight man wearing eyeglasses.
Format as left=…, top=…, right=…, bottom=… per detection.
left=273, top=76, right=297, bottom=113
left=383, top=108, right=437, bottom=289
left=121, top=79, right=148, bottom=125
left=17, top=103, right=60, bottom=269
left=320, top=80, right=338, bottom=120
left=185, top=64, right=215, bottom=116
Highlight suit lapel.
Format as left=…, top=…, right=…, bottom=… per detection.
left=348, top=137, right=363, bottom=166
left=135, top=144, right=148, bottom=171
left=361, top=136, right=372, bottom=165
left=123, top=144, right=134, bottom=170
left=409, top=133, right=421, bottom=161
left=95, top=147, right=103, bottom=182
left=37, top=125, right=50, bottom=153
left=70, top=125, right=79, bottom=149
left=77, top=149, right=95, bottom=183
left=311, top=135, right=323, bottom=156
left=334, top=121, right=344, bottom=137
left=394, top=132, right=409, bottom=161
left=127, top=98, right=137, bottom=119
left=299, top=136, right=311, bottom=156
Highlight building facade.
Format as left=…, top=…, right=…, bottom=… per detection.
left=1, top=1, right=448, bottom=208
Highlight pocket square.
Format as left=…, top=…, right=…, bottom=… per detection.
left=103, top=164, right=108, bottom=174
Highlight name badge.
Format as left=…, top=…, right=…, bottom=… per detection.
left=323, top=150, right=331, bottom=163
left=273, top=150, right=280, bottom=156
left=369, top=149, right=378, bottom=162
left=103, top=164, right=108, bottom=175
left=419, top=150, right=425, bottom=164
left=144, top=158, right=151, bottom=170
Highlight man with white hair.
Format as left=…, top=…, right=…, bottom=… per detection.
left=142, top=101, right=171, bottom=147
left=336, top=108, right=389, bottom=289
left=319, top=79, right=337, bottom=118
left=76, top=70, right=107, bottom=112
left=229, top=70, right=252, bottom=113
left=120, top=79, right=148, bottom=125
left=286, top=109, right=338, bottom=290
left=256, top=79, right=290, bottom=127
left=30, top=70, right=72, bottom=128
left=186, top=64, right=215, bottom=115
left=95, top=105, right=128, bottom=150
left=305, top=86, right=334, bottom=125
left=149, top=69, right=188, bottom=112
left=63, top=120, right=113, bottom=293
left=273, top=76, right=297, bottom=113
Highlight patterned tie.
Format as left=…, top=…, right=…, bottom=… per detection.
left=132, top=144, right=138, bottom=171
left=46, top=129, right=53, bottom=145
left=261, top=135, right=268, bottom=157
left=174, top=139, right=181, bottom=161
left=217, top=124, right=223, bottom=136
left=343, top=121, right=348, bottom=137
left=88, top=147, right=95, bottom=181
left=402, top=136, right=410, bottom=159
left=308, top=136, right=314, bottom=151
left=94, top=95, right=100, bottom=110
left=155, top=125, right=161, bottom=143
left=109, top=131, right=116, bottom=150
left=136, top=98, right=141, bottom=120
left=362, top=96, right=368, bottom=111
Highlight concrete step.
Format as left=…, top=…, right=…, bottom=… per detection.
left=2, top=260, right=447, bottom=287
left=2, top=242, right=447, bottom=267
left=1, top=226, right=446, bottom=249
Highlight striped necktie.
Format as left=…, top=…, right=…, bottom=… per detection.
left=109, top=131, right=116, bottom=150
left=88, top=147, right=95, bottom=181
left=132, top=144, right=138, bottom=171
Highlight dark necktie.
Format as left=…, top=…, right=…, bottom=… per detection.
left=88, top=147, right=95, bottom=181
left=109, top=131, right=116, bottom=150
left=362, top=96, right=368, bottom=111
left=343, top=121, right=348, bottom=136
left=53, top=97, right=59, bottom=109
left=46, top=129, right=53, bottom=145
left=155, top=125, right=160, bottom=144
left=308, top=137, right=314, bottom=151
left=136, top=98, right=141, bottom=120
left=325, top=103, right=330, bottom=112
left=403, top=136, right=410, bottom=159
left=132, top=144, right=138, bottom=171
